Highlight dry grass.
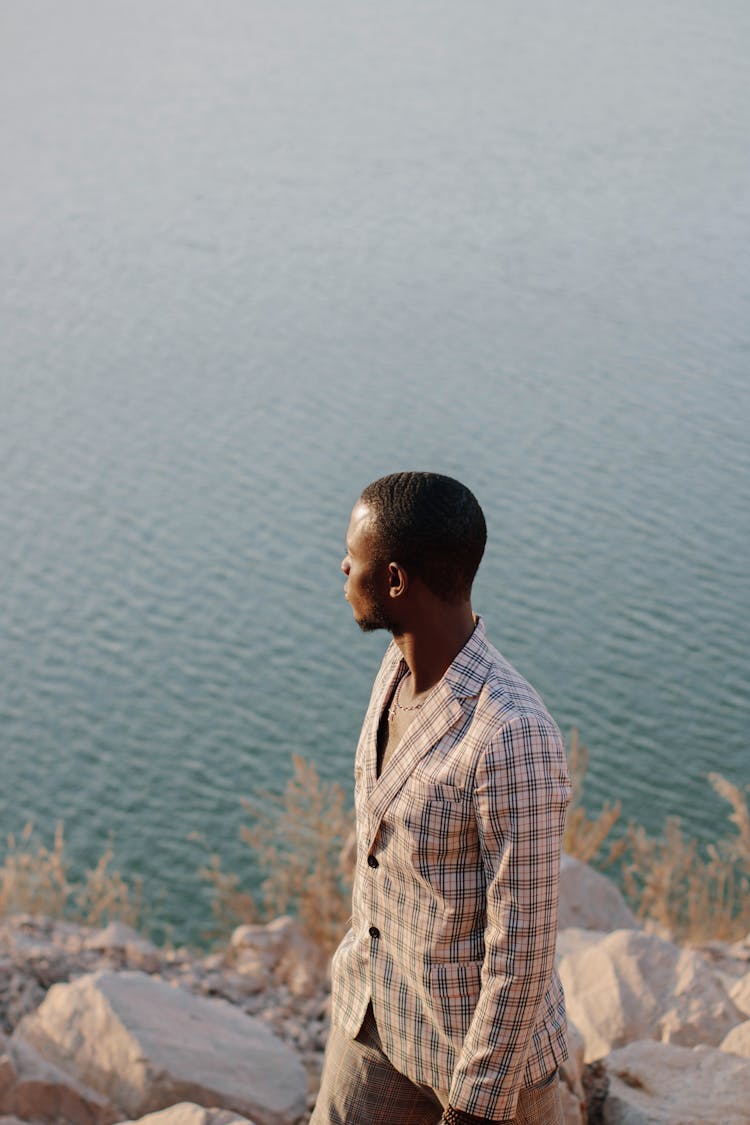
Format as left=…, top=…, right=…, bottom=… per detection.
left=194, top=845, right=260, bottom=941
left=241, top=754, right=353, bottom=956
left=0, top=821, right=142, bottom=929
left=206, top=738, right=750, bottom=952
left=73, top=844, right=143, bottom=929
left=8, top=738, right=746, bottom=951
left=621, top=774, right=750, bottom=942
left=200, top=754, right=353, bottom=956
left=0, top=822, right=69, bottom=918
left=564, top=730, right=626, bottom=867
left=565, top=732, right=750, bottom=943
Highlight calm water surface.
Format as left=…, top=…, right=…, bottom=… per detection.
left=1, top=0, right=749, bottom=942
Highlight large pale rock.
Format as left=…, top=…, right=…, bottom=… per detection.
left=692, top=937, right=750, bottom=1020
left=558, top=856, right=638, bottom=932
left=720, top=1019, right=750, bottom=1058
left=730, top=971, right=750, bottom=1018
left=558, top=1020, right=586, bottom=1125
left=556, top=926, right=606, bottom=962
left=602, top=1040, right=750, bottom=1124
left=121, top=1103, right=255, bottom=1124
left=0, top=1035, right=117, bottom=1124
left=558, top=929, right=743, bottom=1061
left=15, top=970, right=306, bottom=1125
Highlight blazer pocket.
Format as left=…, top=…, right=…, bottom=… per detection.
left=405, top=777, right=470, bottom=803
left=426, top=959, right=483, bottom=1044
left=396, top=780, right=476, bottom=869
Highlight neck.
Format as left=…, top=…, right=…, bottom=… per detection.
left=392, top=602, right=477, bottom=694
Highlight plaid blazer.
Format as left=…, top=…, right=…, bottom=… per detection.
left=330, top=618, right=570, bottom=1121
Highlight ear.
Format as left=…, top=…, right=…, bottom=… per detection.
left=387, top=561, right=408, bottom=599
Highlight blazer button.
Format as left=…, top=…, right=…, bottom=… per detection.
left=369, top=926, right=380, bottom=939
left=367, top=854, right=379, bottom=868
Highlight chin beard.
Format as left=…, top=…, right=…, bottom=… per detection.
left=355, top=596, right=393, bottom=634
left=356, top=611, right=392, bottom=634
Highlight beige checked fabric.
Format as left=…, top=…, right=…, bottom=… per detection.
left=311, top=1002, right=564, bottom=1124
left=311, top=1003, right=446, bottom=1124
left=328, top=618, right=570, bottom=1121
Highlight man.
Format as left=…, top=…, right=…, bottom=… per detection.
left=312, top=472, right=570, bottom=1125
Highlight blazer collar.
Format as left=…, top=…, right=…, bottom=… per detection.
left=374, top=614, right=491, bottom=703
left=362, top=617, right=490, bottom=849
left=440, top=615, right=492, bottom=700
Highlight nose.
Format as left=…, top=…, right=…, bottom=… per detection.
left=341, top=556, right=350, bottom=575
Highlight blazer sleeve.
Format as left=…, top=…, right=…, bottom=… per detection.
left=447, top=713, right=570, bottom=1121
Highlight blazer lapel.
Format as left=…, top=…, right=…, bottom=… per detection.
left=364, top=681, right=467, bottom=853
left=359, top=618, right=492, bottom=852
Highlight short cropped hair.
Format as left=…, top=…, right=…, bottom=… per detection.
left=360, top=472, right=487, bottom=603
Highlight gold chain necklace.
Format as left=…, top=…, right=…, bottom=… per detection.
left=388, top=673, right=437, bottom=723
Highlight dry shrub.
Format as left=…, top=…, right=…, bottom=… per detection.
left=198, top=755, right=353, bottom=954
left=241, top=754, right=353, bottom=957
left=206, top=741, right=750, bottom=952
left=0, top=822, right=69, bottom=917
left=711, top=771, right=750, bottom=859
left=194, top=844, right=260, bottom=941
left=0, top=821, right=142, bottom=929
left=622, top=774, right=750, bottom=942
left=74, top=845, right=143, bottom=929
left=564, top=730, right=626, bottom=867
left=563, top=731, right=750, bottom=943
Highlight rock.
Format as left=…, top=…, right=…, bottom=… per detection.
left=556, top=926, right=606, bottom=961
left=602, top=1040, right=750, bottom=1124
left=120, top=1103, right=256, bottom=1124
left=84, top=924, right=161, bottom=972
left=558, top=928, right=743, bottom=1061
left=720, top=1019, right=750, bottom=1058
left=558, top=1020, right=586, bottom=1125
left=559, top=1082, right=584, bottom=1125
left=230, top=917, right=322, bottom=999
left=14, top=970, right=307, bottom=1125
left=691, top=938, right=750, bottom=1019
left=230, top=925, right=278, bottom=956
left=232, top=951, right=273, bottom=995
left=5, top=931, right=62, bottom=966
left=90, top=921, right=144, bottom=949
left=2, top=972, right=45, bottom=1030
left=730, top=972, right=750, bottom=1018
left=558, top=856, right=638, bottom=932
left=0, top=1035, right=117, bottom=1124
left=695, top=933, right=750, bottom=969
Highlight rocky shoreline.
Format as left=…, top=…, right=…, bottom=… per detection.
left=1, top=856, right=749, bottom=1125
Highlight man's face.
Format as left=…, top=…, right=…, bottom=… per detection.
left=341, top=502, right=392, bottom=633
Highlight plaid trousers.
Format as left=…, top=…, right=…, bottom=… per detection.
left=310, top=1004, right=564, bottom=1125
